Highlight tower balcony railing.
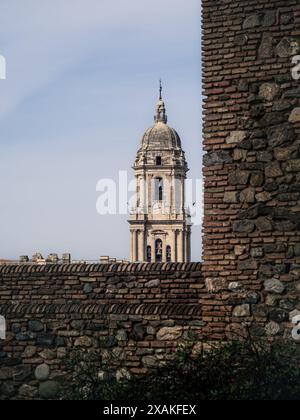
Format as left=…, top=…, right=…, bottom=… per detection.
left=129, top=202, right=191, bottom=218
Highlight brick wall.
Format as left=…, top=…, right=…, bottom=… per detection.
left=202, top=0, right=300, bottom=342
left=0, top=263, right=204, bottom=399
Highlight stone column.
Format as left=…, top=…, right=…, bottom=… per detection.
left=182, top=230, right=186, bottom=262
left=181, top=177, right=185, bottom=214
left=166, top=174, right=171, bottom=210
left=148, top=174, right=153, bottom=214
left=130, top=230, right=134, bottom=262
left=175, top=176, right=180, bottom=213
left=134, top=230, right=138, bottom=262
left=136, top=229, right=140, bottom=262
left=177, top=230, right=183, bottom=262
left=186, top=229, right=191, bottom=263
left=138, top=229, right=145, bottom=262
left=130, top=230, right=137, bottom=262
left=140, top=173, right=146, bottom=212
left=171, top=230, right=177, bottom=262
left=162, top=237, right=167, bottom=263
left=151, top=234, right=156, bottom=263
left=170, top=174, right=174, bottom=212
left=136, top=176, right=140, bottom=208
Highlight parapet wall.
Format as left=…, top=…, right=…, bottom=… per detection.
left=0, top=263, right=205, bottom=399
left=1, top=260, right=298, bottom=400
left=0, top=252, right=299, bottom=400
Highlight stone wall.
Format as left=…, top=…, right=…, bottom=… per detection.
left=202, top=0, right=300, bottom=342
left=0, top=259, right=298, bottom=400
left=0, top=263, right=204, bottom=399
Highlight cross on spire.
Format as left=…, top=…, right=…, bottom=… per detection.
left=159, top=79, right=163, bottom=100
left=155, top=80, right=167, bottom=124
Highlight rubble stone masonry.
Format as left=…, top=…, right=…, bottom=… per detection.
left=0, top=263, right=204, bottom=399
left=1, top=0, right=300, bottom=400
left=202, top=0, right=300, bottom=345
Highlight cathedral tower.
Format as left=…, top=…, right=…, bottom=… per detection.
left=128, top=83, right=192, bottom=263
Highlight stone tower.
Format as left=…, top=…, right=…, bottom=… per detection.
left=128, top=83, right=192, bottom=263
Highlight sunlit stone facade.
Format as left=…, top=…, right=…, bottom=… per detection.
left=128, top=84, right=192, bottom=262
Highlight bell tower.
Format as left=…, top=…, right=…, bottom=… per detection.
left=128, top=82, right=192, bottom=263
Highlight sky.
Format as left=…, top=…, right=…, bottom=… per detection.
left=0, top=0, right=202, bottom=262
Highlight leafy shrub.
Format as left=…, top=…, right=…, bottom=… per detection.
left=62, top=336, right=300, bottom=401
left=62, top=348, right=113, bottom=400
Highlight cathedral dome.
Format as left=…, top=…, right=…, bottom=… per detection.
left=139, top=82, right=182, bottom=151
left=141, top=122, right=182, bottom=151
left=134, top=82, right=187, bottom=169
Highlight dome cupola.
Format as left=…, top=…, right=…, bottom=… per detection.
left=135, top=81, right=187, bottom=169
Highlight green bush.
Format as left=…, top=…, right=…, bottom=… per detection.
left=62, top=336, right=300, bottom=401
left=62, top=348, right=111, bottom=400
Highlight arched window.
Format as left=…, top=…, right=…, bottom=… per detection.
left=146, top=246, right=152, bottom=263
left=166, top=246, right=171, bottom=263
left=156, top=156, right=162, bottom=166
left=155, top=239, right=163, bottom=262
left=155, top=178, right=163, bottom=202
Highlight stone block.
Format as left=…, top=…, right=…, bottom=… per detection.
left=284, top=160, right=300, bottom=173
left=258, top=33, right=274, bottom=58
left=74, top=336, right=93, bottom=347
left=265, top=162, right=283, bottom=178
left=224, top=191, right=239, bottom=204
left=205, top=278, right=227, bottom=292
left=276, top=38, right=299, bottom=57
left=157, top=327, right=182, bottom=341
left=289, top=107, right=300, bottom=123
left=228, top=171, right=250, bottom=186
left=233, top=304, right=251, bottom=317
left=240, top=187, right=256, bottom=203
left=265, top=321, right=280, bottom=336
left=264, top=279, right=285, bottom=294
left=35, top=364, right=50, bottom=382
left=259, top=83, right=280, bottom=101
left=233, top=220, right=255, bottom=233
left=226, top=130, right=247, bottom=144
